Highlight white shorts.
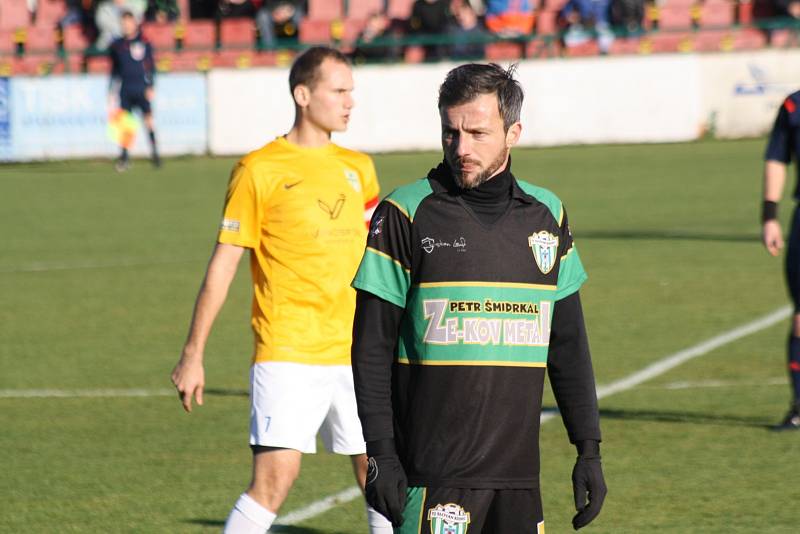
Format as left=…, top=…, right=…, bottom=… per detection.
left=249, top=361, right=367, bottom=455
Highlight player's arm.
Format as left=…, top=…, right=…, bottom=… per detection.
left=763, top=98, right=794, bottom=256
left=171, top=242, right=245, bottom=412
left=144, top=42, right=155, bottom=101
left=108, top=43, right=121, bottom=101
left=548, top=290, right=606, bottom=530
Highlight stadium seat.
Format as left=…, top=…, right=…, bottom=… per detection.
left=63, top=52, right=84, bottom=73
left=387, top=0, right=414, bottom=19
left=563, top=40, right=600, bottom=57
left=692, top=29, right=729, bottom=51
left=61, top=25, right=89, bottom=52
left=341, top=18, right=367, bottom=43
left=220, top=17, right=256, bottom=49
left=0, top=0, right=30, bottom=30
left=699, top=1, right=735, bottom=28
left=608, top=37, right=641, bottom=55
left=347, top=0, right=384, bottom=18
left=732, top=27, right=767, bottom=50
left=648, top=31, right=694, bottom=52
left=544, top=0, right=568, bottom=11
left=86, top=55, right=111, bottom=73
left=157, top=50, right=212, bottom=72
left=33, top=0, right=66, bottom=28
left=536, top=11, right=558, bottom=35
left=770, top=29, right=800, bottom=48
left=485, top=41, right=524, bottom=60
left=299, top=19, right=331, bottom=43
left=142, top=23, right=177, bottom=50
left=657, top=6, right=693, bottom=30
left=23, top=26, right=58, bottom=53
left=526, top=37, right=560, bottom=58
left=213, top=49, right=259, bottom=69
left=0, top=29, right=16, bottom=54
left=308, top=0, right=343, bottom=20
left=180, top=20, right=216, bottom=50
left=403, top=45, right=425, bottom=63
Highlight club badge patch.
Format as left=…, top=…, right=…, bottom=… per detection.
left=344, top=169, right=362, bottom=192
left=428, top=503, right=470, bottom=534
left=528, top=231, right=559, bottom=274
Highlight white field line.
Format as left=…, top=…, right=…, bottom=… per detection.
left=0, top=257, right=204, bottom=274
left=0, top=306, right=791, bottom=528
left=541, top=304, right=792, bottom=423
left=657, top=377, right=787, bottom=390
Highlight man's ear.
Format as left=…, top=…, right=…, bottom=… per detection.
left=293, top=84, right=311, bottom=108
left=506, top=121, right=522, bottom=148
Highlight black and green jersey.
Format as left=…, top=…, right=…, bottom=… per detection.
left=352, top=166, right=588, bottom=488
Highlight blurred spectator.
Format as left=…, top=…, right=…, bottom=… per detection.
left=449, top=2, right=486, bottom=59
left=351, top=12, right=404, bottom=63
left=256, top=1, right=305, bottom=48
left=409, top=0, right=451, bottom=61
left=610, top=0, right=644, bottom=35
left=217, top=0, right=257, bottom=19
left=146, top=0, right=180, bottom=22
left=775, top=0, right=800, bottom=18
left=485, top=0, right=536, bottom=36
left=560, top=0, right=614, bottom=54
left=96, top=0, right=147, bottom=50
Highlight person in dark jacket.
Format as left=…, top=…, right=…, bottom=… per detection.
left=108, top=9, right=160, bottom=171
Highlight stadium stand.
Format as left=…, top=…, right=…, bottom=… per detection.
left=142, top=22, right=178, bottom=50
left=180, top=20, right=216, bottom=49
left=35, top=0, right=67, bottom=28
left=387, top=0, right=415, bottom=19
left=308, top=0, right=343, bottom=20
left=219, top=17, right=257, bottom=49
left=348, top=0, right=385, bottom=19
left=0, top=0, right=31, bottom=30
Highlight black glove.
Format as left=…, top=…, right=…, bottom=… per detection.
left=365, top=440, right=408, bottom=527
left=571, top=441, right=607, bottom=530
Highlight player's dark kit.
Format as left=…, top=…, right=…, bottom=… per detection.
left=109, top=28, right=160, bottom=169
left=765, top=90, right=800, bottom=430
left=352, top=161, right=604, bottom=532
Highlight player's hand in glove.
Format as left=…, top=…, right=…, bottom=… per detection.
left=571, top=440, right=607, bottom=530
left=365, top=440, right=408, bottom=527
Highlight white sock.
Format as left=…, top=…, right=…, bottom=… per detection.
left=367, top=504, right=394, bottom=534
left=223, top=493, right=277, bottom=534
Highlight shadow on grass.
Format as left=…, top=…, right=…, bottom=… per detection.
left=580, top=230, right=759, bottom=243
left=205, top=388, right=248, bottom=397
left=184, top=519, right=347, bottom=533
left=599, top=407, right=773, bottom=429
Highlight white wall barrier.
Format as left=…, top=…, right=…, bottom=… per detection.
left=2, top=49, right=800, bottom=161
left=0, top=73, right=207, bottom=161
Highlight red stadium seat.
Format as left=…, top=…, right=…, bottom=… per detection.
left=608, top=37, right=642, bottom=55
left=699, top=1, right=735, bottom=28
left=220, top=17, right=256, bottom=48
left=692, top=29, right=728, bottom=51
left=299, top=19, right=331, bottom=43
left=544, top=0, right=568, bottom=11
left=770, top=29, right=800, bottom=48
left=63, top=52, right=84, bottom=73
left=536, top=11, right=558, bottom=35
left=180, top=20, right=216, bottom=49
left=657, top=6, right=693, bottom=30
left=563, top=40, right=600, bottom=57
left=308, top=0, right=343, bottom=20
left=0, top=0, right=30, bottom=30
left=485, top=41, right=524, bottom=60
left=23, top=26, right=58, bottom=53
left=387, top=0, right=414, bottom=19
left=141, top=23, right=177, bottom=50
left=341, top=18, right=367, bottom=43
left=86, top=55, right=111, bottom=73
left=0, top=29, right=15, bottom=54
left=348, top=0, right=384, bottom=18
left=647, top=31, right=694, bottom=53
left=62, top=25, right=89, bottom=52
left=33, top=0, right=66, bottom=28
left=403, top=45, right=424, bottom=63
left=732, top=27, right=767, bottom=50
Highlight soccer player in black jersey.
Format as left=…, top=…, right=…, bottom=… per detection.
left=763, top=89, right=800, bottom=431
left=351, top=63, right=606, bottom=532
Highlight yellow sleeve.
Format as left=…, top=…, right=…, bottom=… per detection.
left=217, top=162, right=262, bottom=249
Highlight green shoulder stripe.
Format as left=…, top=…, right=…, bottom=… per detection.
left=385, top=177, right=434, bottom=222
left=352, top=247, right=411, bottom=308
left=516, top=180, right=564, bottom=225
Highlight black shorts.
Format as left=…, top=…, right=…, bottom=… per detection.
left=787, top=205, right=800, bottom=312
left=120, top=90, right=151, bottom=114
left=398, top=486, right=544, bottom=534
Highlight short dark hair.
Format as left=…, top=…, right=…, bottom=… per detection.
left=438, top=63, right=523, bottom=130
left=289, top=46, right=350, bottom=94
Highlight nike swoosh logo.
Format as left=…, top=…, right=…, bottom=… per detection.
left=284, top=181, right=303, bottom=189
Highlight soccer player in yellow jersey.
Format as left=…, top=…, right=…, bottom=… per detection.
left=170, top=47, right=391, bottom=534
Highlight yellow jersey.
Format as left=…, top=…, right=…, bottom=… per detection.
left=217, top=136, right=380, bottom=365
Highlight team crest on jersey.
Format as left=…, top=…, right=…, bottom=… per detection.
left=428, top=503, right=470, bottom=534
left=130, top=42, right=146, bottom=61
left=422, top=237, right=435, bottom=254
left=528, top=231, right=559, bottom=274
left=344, top=169, right=361, bottom=192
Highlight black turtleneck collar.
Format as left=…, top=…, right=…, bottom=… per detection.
left=428, top=157, right=515, bottom=225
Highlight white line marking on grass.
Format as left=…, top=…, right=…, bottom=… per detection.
left=658, top=378, right=787, bottom=390
left=0, top=388, right=175, bottom=398
left=542, top=305, right=792, bottom=422
left=274, top=486, right=363, bottom=527
left=0, top=257, right=204, bottom=274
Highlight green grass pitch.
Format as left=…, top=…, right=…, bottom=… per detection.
left=2, top=138, right=799, bottom=533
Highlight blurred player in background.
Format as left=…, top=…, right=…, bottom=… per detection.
left=108, top=9, right=160, bottom=172
left=170, top=47, right=392, bottom=534
left=763, top=89, right=800, bottom=430
left=351, top=63, right=606, bottom=532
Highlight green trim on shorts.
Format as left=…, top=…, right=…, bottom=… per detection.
left=396, top=486, right=426, bottom=534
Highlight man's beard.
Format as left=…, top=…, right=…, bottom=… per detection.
left=452, top=150, right=508, bottom=190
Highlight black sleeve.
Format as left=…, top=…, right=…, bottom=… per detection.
left=351, top=289, right=405, bottom=443
left=765, top=100, right=793, bottom=164
left=547, top=290, right=601, bottom=444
